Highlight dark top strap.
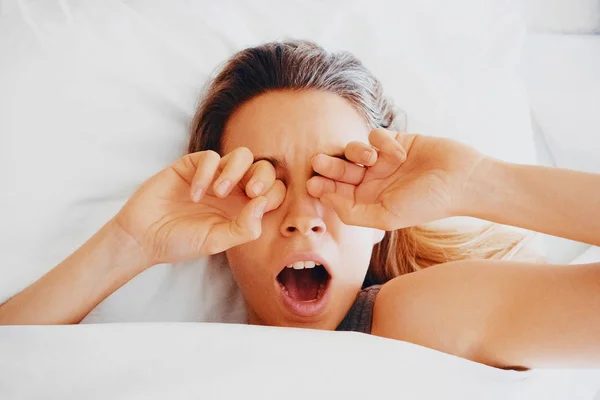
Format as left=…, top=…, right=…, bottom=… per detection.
left=335, top=285, right=383, bottom=334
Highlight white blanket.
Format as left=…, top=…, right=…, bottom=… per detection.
left=1, top=323, right=599, bottom=400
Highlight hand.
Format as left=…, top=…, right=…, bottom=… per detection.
left=306, top=128, right=486, bottom=230
left=114, top=147, right=285, bottom=267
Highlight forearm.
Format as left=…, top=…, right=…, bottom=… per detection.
left=463, top=158, right=600, bottom=246
left=0, top=219, right=150, bottom=325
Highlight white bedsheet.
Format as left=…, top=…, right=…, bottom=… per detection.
left=1, top=323, right=599, bottom=400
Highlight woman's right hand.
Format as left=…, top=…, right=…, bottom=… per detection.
left=114, top=147, right=285, bottom=268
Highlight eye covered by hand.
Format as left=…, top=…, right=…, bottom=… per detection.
left=115, top=147, right=287, bottom=266
left=306, top=128, right=484, bottom=230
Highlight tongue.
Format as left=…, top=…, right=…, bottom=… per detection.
left=278, top=268, right=321, bottom=301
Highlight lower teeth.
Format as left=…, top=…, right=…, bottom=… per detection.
left=279, top=282, right=289, bottom=295
left=279, top=281, right=327, bottom=302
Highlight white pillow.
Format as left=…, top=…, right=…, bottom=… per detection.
left=523, top=0, right=600, bottom=34
left=570, top=246, right=600, bottom=265
left=3, top=323, right=600, bottom=399
left=524, top=33, right=600, bottom=174
left=0, top=0, right=535, bottom=322
left=522, top=32, right=600, bottom=263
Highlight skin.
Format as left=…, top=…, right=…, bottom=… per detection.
left=221, top=90, right=384, bottom=329
left=1, top=90, right=600, bottom=369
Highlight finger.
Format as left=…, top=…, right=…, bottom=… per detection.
left=263, top=179, right=286, bottom=213
left=206, top=196, right=269, bottom=253
left=172, top=151, right=218, bottom=185
left=190, top=151, right=221, bottom=203
left=243, top=160, right=277, bottom=198
left=320, top=192, right=393, bottom=230
left=306, top=175, right=338, bottom=198
left=307, top=176, right=357, bottom=210
left=311, top=154, right=366, bottom=185
left=368, top=128, right=407, bottom=164
left=307, top=176, right=394, bottom=229
left=344, top=141, right=378, bottom=167
left=213, top=147, right=254, bottom=198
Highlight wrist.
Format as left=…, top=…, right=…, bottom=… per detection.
left=105, top=218, right=153, bottom=273
left=455, top=156, right=511, bottom=219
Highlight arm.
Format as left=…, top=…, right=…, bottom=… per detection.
left=309, top=131, right=600, bottom=245
left=309, top=130, right=600, bottom=368
left=0, top=220, right=149, bottom=325
left=375, top=159, right=600, bottom=368
left=373, top=259, right=600, bottom=369
left=462, top=158, right=600, bottom=246
left=0, top=150, right=282, bottom=325
left=372, top=157, right=600, bottom=368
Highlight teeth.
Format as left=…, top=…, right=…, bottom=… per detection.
left=286, top=261, right=321, bottom=270
left=292, top=261, right=304, bottom=270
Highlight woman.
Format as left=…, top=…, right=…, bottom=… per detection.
left=1, top=41, right=599, bottom=370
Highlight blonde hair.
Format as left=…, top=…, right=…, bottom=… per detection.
left=188, top=40, right=536, bottom=284
left=367, top=224, right=536, bottom=285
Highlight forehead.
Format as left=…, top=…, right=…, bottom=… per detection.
left=222, top=90, right=369, bottom=159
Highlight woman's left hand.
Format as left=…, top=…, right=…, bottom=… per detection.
left=306, top=128, right=485, bottom=230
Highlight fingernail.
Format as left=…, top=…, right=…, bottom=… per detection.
left=363, top=150, right=374, bottom=163
left=192, top=187, right=203, bottom=203
left=251, top=181, right=264, bottom=196
left=254, top=199, right=268, bottom=218
left=215, top=180, right=231, bottom=196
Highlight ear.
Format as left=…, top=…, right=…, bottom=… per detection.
left=372, top=228, right=386, bottom=245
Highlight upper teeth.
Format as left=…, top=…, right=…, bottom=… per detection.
left=286, top=261, right=321, bottom=270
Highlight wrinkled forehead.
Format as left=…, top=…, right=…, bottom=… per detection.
left=222, top=90, right=370, bottom=162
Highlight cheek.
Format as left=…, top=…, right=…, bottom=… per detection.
left=224, top=245, right=250, bottom=277
left=225, top=241, right=266, bottom=285
left=224, top=218, right=279, bottom=285
left=336, top=225, right=378, bottom=271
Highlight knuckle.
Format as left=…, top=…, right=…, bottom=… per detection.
left=255, top=159, right=276, bottom=174
left=273, top=179, right=287, bottom=196
left=203, top=234, right=222, bottom=255
left=249, top=163, right=265, bottom=177
left=236, top=222, right=259, bottom=241
left=370, top=127, right=385, bottom=137
left=234, top=146, right=254, bottom=162
left=339, top=160, right=348, bottom=179
left=249, top=227, right=261, bottom=240
left=331, top=159, right=344, bottom=179
left=229, top=221, right=244, bottom=240
left=266, top=181, right=286, bottom=208
left=389, top=145, right=406, bottom=161
left=203, top=150, right=221, bottom=163
left=370, top=127, right=393, bottom=143
left=349, top=140, right=365, bottom=152
left=179, top=153, right=196, bottom=169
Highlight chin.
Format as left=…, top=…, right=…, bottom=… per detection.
left=231, top=250, right=366, bottom=330
left=248, top=282, right=355, bottom=331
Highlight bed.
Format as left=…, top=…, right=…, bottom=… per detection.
left=2, top=322, right=600, bottom=399
left=1, top=0, right=600, bottom=398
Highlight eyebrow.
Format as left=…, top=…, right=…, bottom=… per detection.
left=254, top=152, right=346, bottom=170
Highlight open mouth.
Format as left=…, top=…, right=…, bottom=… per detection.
left=276, top=260, right=332, bottom=317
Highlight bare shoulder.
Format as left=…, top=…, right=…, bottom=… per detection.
left=371, top=260, right=555, bottom=362
left=371, top=260, right=493, bottom=361
left=371, top=259, right=600, bottom=368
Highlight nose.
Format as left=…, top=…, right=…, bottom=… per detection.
left=280, top=190, right=327, bottom=238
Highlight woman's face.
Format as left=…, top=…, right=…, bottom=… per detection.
left=222, top=90, right=384, bottom=330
